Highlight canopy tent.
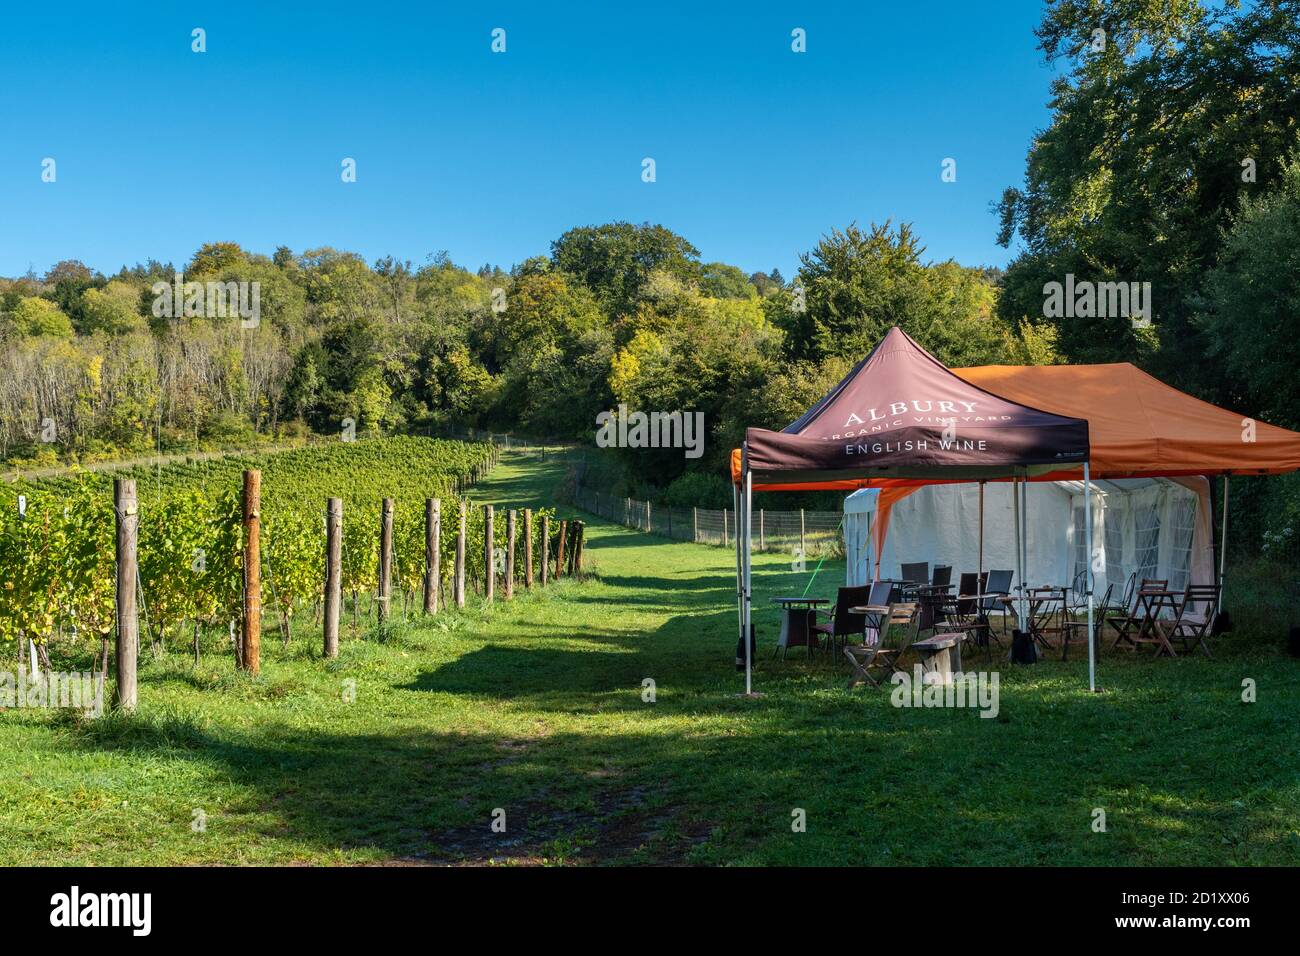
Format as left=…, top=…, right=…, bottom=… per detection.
left=731, top=326, right=1300, bottom=695
left=741, top=328, right=1089, bottom=488
left=732, top=327, right=1095, bottom=693
left=845, top=477, right=1214, bottom=607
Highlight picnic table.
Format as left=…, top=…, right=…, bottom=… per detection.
left=771, top=597, right=827, bottom=656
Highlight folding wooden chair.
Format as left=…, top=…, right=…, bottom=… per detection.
left=1167, top=584, right=1220, bottom=658
left=844, top=582, right=899, bottom=687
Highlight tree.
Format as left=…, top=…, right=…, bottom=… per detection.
left=778, top=222, right=1009, bottom=366
left=80, top=281, right=145, bottom=334
left=12, top=297, right=73, bottom=337
left=995, top=0, right=1300, bottom=394
left=1198, top=148, right=1300, bottom=430
left=551, top=222, right=700, bottom=317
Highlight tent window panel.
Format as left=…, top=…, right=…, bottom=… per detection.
left=1135, top=501, right=1161, bottom=583
left=1167, top=496, right=1196, bottom=593
left=1104, top=504, right=1127, bottom=595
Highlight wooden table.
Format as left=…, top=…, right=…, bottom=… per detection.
left=1131, top=589, right=1182, bottom=657
left=772, top=597, right=827, bottom=656
left=910, top=633, right=963, bottom=683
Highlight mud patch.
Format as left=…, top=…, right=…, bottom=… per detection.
left=422, top=784, right=711, bottom=866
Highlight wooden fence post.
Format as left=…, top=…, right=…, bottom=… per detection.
left=800, top=509, right=806, bottom=558
left=377, top=498, right=394, bottom=626
left=324, top=497, right=342, bottom=658
left=424, top=498, right=440, bottom=614
left=540, top=515, right=550, bottom=586
left=555, top=520, right=568, bottom=578
left=759, top=509, right=765, bottom=552
left=693, top=507, right=698, bottom=543
left=646, top=500, right=651, bottom=532
left=242, top=469, right=261, bottom=675
left=484, top=504, right=494, bottom=603
left=723, top=509, right=729, bottom=547
left=572, top=522, right=585, bottom=578
left=524, top=509, right=533, bottom=588
left=506, top=509, right=516, bottom=599
left=455, top=499, right=467, bottom=608
left=113, top=479, right=138, bottom=711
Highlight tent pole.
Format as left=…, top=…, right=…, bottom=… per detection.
left=1084, top=462, right=1096, bottom=693
left=1021, top=473, right=1030, bottom=626
left=978, top=481, right=985, bottom=644
left=1219, top=476, right=1229, bottom=608
left=733, top=482, right=743, bottom=661
left=1011, top=474, right=1023, bottom=635
left=743, top=468, right=754, bottom=695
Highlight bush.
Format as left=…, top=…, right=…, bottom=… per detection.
left=660, top=470, right=733, bottom=510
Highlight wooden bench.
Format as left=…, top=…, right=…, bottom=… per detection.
left=909, top=633, right=963, bottom=684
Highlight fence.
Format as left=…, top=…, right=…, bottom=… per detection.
left=573, top=486, right=843, bottom=557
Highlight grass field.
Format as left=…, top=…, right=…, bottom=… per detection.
left=1, top=450, right=1298, bottom=866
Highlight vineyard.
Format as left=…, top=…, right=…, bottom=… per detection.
left=0, top=437, right=579, bottom=689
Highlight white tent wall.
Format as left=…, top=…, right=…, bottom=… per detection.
left=843, top=488, right=878, bottom=586
left=845, top=478, right=1213, bottom=601
left=846, top=483, right=1072, bottom=588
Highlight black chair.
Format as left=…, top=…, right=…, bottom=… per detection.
left=811, top=585, right=872, bottom=660
left=932, top=565, right=952, bottom=588
left=935, top=572, right=981, bottom=645
left=900, top=562, right=929, bottom=601
left=979, top=569, right=1014, bottom=646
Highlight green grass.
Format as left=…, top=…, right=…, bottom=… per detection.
left=1, top=450, right=1298, bottom=865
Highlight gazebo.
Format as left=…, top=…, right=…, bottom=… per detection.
left=731, top=326, right=1300, bottom=694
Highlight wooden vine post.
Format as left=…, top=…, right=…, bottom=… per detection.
left=572, top=521, right=585, bottom=578
left=505, top=509, right=516, bottom=599
left=113, top=478, right=138, bottom=711
left=484, top=505, right=495, bottom=602
left=540, top=515, right=549, bottom=586
left=242, top=469, right=261, bottom=675
left=424, top=498, right=440, bottom=615
left=377, top=498, right=394, bottom=626
left=455, top=500, right=467, bottom=608
left=555, top=519, right=568, bottom=579
left=323, top=497, right=342, bottom=658
left=523, top=508, right=533, bottom=588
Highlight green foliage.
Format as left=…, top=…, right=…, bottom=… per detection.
left=12, top=297, right=73, bottom=337
left=778, top=222, right=1009, bottom=367
left=1197, top=149, right=1300, bottom=430
left=995, top=0, right=1300, bottom=390
left=551, top=222, right=700, bottom=317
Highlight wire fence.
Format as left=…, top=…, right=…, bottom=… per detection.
left=573, top=486, right=843, bottom=556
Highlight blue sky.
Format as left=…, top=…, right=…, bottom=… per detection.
left=1, top=1, right=1060, bottom=279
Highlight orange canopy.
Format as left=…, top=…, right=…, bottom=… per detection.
left=732, top=361, right=1300, bottom=489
